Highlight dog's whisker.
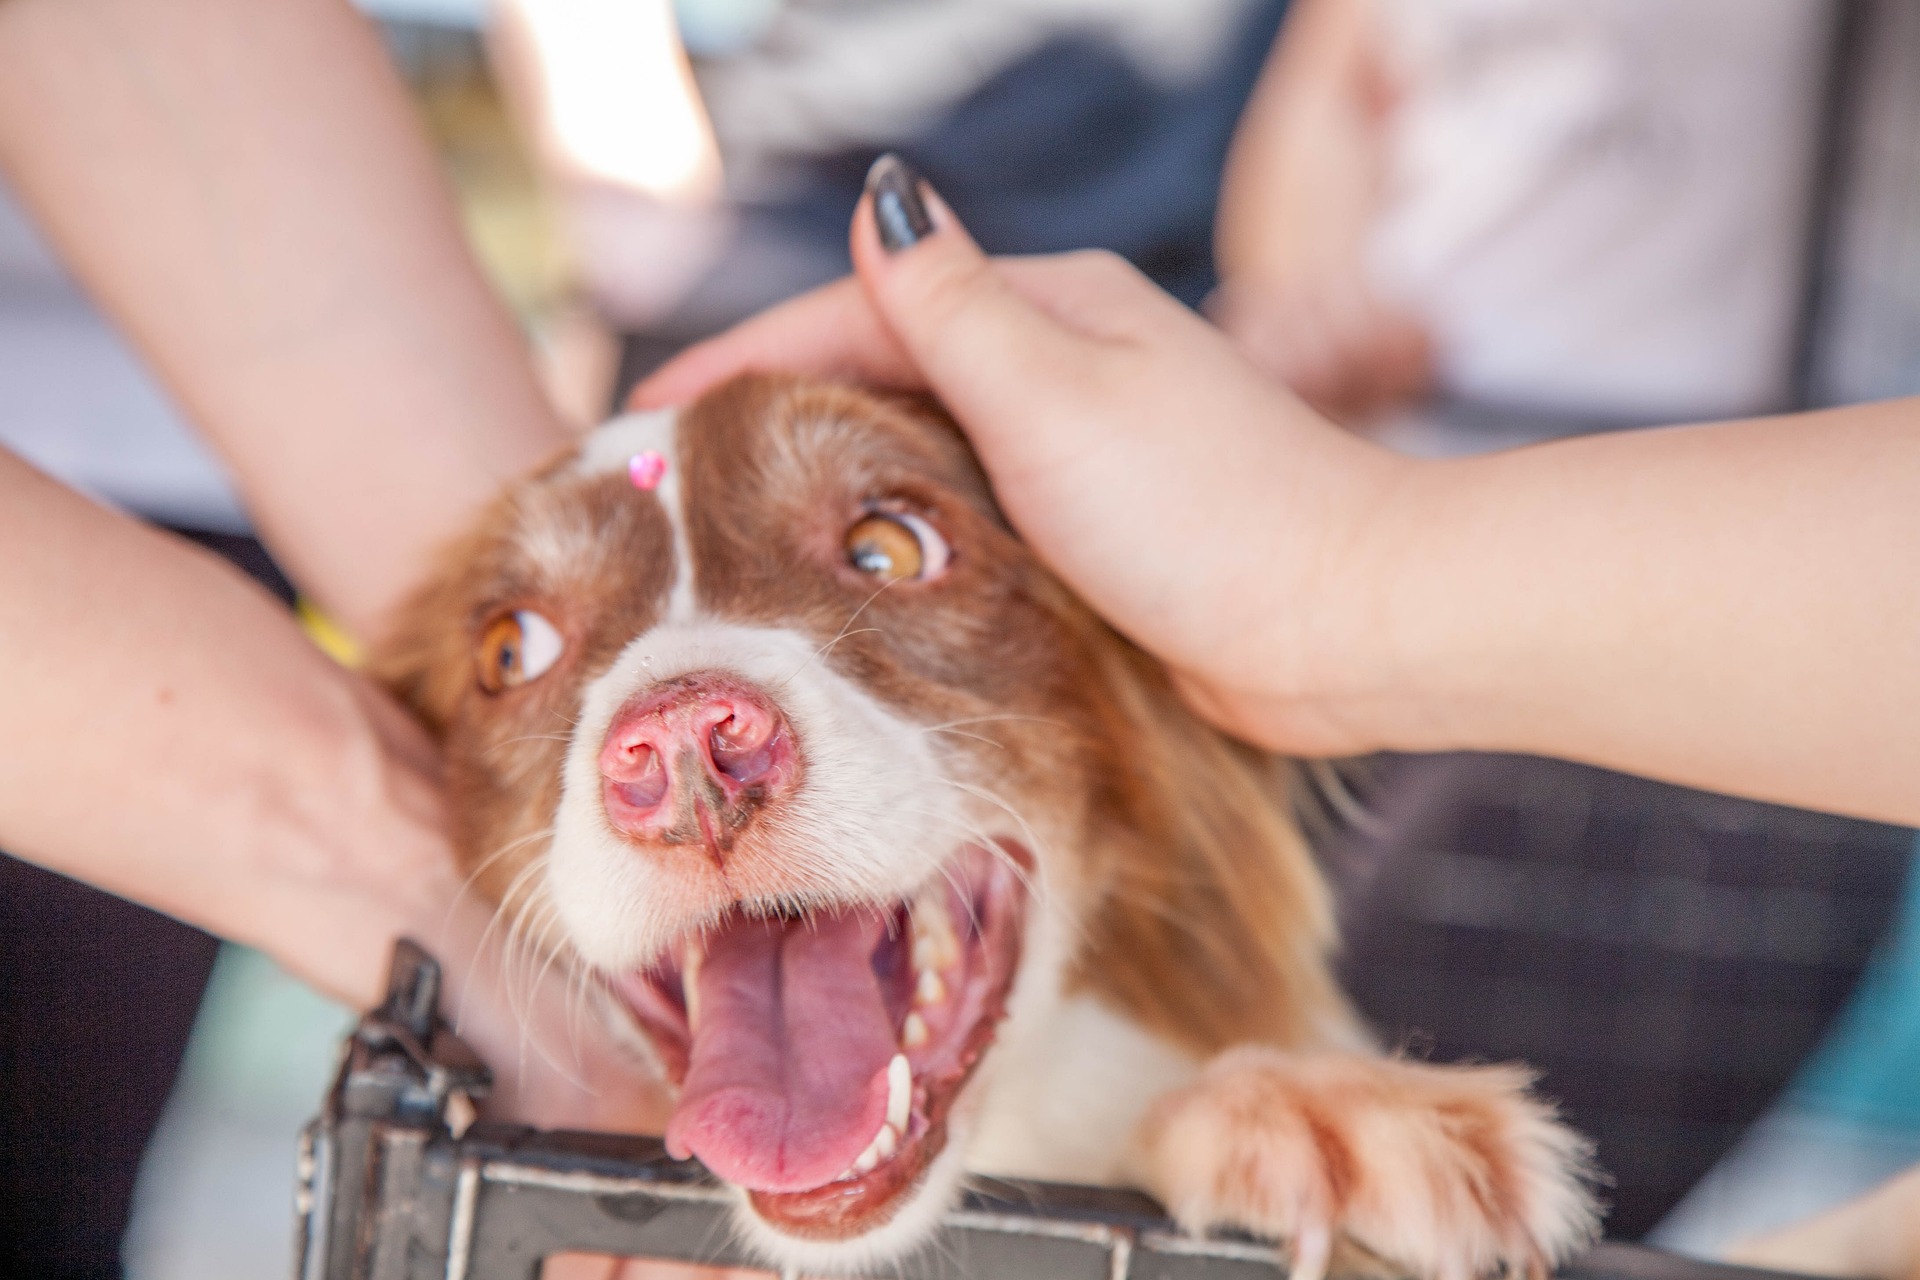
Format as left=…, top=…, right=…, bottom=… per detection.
left=919, top=712, right=1071, bottom=734
left=776, top=625, right=886, bottom=688
left=457, top=854, right=552, bottom=1034
left=935, top=778, right=1048, bottom=892
left=922, top=725, right=1008, bottom=752
left=450, top=826, right=555, bottom=914
left=774, top=578, right=903, bottom=687
left=499, top=892, right=598, bottom=1095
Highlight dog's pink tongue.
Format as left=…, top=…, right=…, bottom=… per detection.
left=665, top=911, right=895, bottom=1193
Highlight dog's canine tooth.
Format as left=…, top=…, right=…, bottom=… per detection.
left=902, top=1012, right=929, bottom=1048
left=887, top=1052, right=912, bottom=1133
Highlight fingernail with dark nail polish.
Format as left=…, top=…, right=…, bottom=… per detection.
left=866, top=153, right=934, bottom=252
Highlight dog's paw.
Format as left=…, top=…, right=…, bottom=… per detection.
left=1136, top=1047, right=1600, bottom=1280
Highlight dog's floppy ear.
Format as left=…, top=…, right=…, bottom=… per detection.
left=1071, top=627, right=1357, bottom=1057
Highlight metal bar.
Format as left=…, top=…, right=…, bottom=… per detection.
left=444, top=1158, right=482, bottom=1280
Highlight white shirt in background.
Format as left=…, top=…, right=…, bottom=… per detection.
left=1370, top=0, right=1833, bottom=430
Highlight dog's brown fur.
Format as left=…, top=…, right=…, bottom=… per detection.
left=370, top=373, right=1597, bottom=1275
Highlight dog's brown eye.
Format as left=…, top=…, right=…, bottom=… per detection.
left=477, top=609, right=565, bottom=693
left=846, top=512, right=948, bottom=582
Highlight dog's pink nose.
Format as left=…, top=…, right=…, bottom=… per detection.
left=599, top=674, right=797, bottom=850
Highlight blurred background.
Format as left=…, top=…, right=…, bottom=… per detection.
left=4, top=0, right=1920, bottom=1275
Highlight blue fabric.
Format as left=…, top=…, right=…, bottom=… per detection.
left=1789, top=835, right=1920, bottom=1130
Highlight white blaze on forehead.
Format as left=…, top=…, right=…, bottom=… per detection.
left=575, top=409, right=696, bottom=620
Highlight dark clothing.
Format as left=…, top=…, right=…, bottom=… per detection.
left=1329, top=753, right=1915, bottom=1237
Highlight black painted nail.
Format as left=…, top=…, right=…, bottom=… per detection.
left=866, top=153, right=934, bottom=253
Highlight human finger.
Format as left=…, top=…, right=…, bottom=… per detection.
left=846, top=155, right=1138, bottom=471
left=629, top=277, right=920, bottom=411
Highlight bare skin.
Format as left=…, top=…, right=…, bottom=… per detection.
left=0, top=449, right=669, bottom=1131
left=638, top=182, right=1920, bottom=828
left=1210, top=0, right=1433, bottom=425
left=0, top=0, right=665, bottom=1132
left=0, top=0, right=573, bottom=640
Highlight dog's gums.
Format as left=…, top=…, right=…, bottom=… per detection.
left=612, top=841, right=1026, bottom=1237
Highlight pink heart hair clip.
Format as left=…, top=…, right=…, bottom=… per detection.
left=628, top=450, right=668, bottom=491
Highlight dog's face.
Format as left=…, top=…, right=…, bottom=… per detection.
left=375, top=374, right=1339, bottom=1269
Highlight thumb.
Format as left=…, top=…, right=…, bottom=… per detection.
left=851, top=156, right=1098, bottom=450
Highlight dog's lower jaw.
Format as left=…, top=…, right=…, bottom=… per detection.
left=729, top=1132, right=976, bottom=1274
left=733, top=933, right=1184, bottom=1267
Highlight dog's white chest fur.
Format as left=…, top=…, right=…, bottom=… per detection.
left=965, top=995, right=1196, bottom=1184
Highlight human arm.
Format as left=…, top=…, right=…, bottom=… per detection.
left=0, top=447, right=669, bottom=1129
left=636, top=168, right=1920, bottom=825
left=0, top=0, right=573, bottom=641
left=1211, top=0, right=1432, bottom=423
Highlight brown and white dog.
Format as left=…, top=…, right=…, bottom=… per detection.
left=372, top=373, right=1599, bottom=1276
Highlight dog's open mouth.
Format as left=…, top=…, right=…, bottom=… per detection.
left=611, top=841, right=1029, bottom=1239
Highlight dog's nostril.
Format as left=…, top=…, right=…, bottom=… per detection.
left=709, top=714, right=779, bottom=786
left=613, top=743, right=670, bottom=809
left=599, top=679, right=794, bottom=837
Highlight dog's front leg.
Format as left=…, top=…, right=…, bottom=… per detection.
left=1132, top=1047, right=1600, bottom=1280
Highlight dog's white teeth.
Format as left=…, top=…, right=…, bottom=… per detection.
left=842, top=1120, right=901, bottom=1180
left=911, top=890, right=962, bottom=974
left=915, top=967, right=947, bottom=1007
left=902, top=1012, right=929, bottom=1049
left=681, top=938, right=705, bottom=1031
left=909, top=891, right=958, bottom=1011
left=887, top=1052, right=912, bottom=1134
left=853, top=1126, right=889, bottom=1176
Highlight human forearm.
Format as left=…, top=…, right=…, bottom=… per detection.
left=1215, top=0, right=1381, bottom=286
left=1356, top=403, right=1920, bottom=824
left=0, top=455, right=671, bottom=1125
left=641, top=167, right=1920, bottom=825
left=0, top=450, right=450, bottom=1006
left=0, top=0, right=571, bottom=640
left=1211, top=0, right=1429, bottom=421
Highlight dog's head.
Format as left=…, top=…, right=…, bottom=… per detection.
left=374, top=374, right=1343, bottom=1268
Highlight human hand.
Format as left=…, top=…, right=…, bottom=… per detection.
left=0, top=443, right=668, bottom=1141
left=313, top=677, right=676, bottom=1137
left=636, top=157, right=1416, bottom=758
left=1209, top=270, right=1434, bottom=427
